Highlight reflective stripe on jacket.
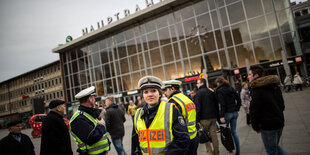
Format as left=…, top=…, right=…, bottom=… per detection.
left=170, top=93, right=197, bottom=140
left=69, top=110, right=109, bottom=155
left=134, top=101, right=173, bottom=155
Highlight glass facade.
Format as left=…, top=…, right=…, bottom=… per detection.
left=59, top=0, right=301, bottom=103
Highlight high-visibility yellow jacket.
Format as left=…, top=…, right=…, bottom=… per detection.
left=169, top=93, right=197, bottom=140
left=69, top=110, right=110, bottom=155
left=134, top=101, right=173, bottom=155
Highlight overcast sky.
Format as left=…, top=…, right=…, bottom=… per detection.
left=0, top=0, right=306, bottom=83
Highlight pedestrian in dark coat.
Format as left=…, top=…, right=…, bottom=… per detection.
left=194, top=80, right=219, bottom=122
left=194, top=78, right=220, bottom=155
left=0, top=120, right=35, bottom=155
left=105, top=96, right=127, bottom=155
left=249, top=65, right=287, bottom=155
left=215, top=77, right=241, bottom=155
left=40, top=100, right=73, bottom=155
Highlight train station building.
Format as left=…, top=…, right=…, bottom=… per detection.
left=53, top=0, right=306, bottom=105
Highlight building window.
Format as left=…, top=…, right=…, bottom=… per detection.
left=295, top=11, right=301, bottom=17
left=302, top=9, right=309, bottom=15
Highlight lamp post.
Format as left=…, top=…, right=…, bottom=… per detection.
left=189, top=25, right=209, bottom=87
left=272, top=0, right=291, bottom=77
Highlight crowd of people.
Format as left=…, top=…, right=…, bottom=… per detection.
left=0, top=65, right=290, bottom=155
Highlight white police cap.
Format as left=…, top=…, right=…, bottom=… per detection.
left=138, top=76, right=163, bottom=90
left=75, top=86, right=96, bottom=99
left=163, top=80, right=182, bottom=89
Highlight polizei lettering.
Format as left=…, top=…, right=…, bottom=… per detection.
left=138, top=129, right=165, bottom=141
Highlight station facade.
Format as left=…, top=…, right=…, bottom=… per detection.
left=53, top=0, right=305, bottom=104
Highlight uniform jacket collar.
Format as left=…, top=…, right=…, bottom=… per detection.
left=141, top=100, right=161, bottom=118
left=78, top=105, right=101, bottom=119
left=170, top=90, right=181, bottom=98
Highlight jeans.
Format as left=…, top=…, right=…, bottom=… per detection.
left=111, top=138, right=127, bottom=155
left=285, top=85, right=292, bottom=92
left=224, top=112, right=240, bottom=154
left=261, top=128, right=288, bottom=155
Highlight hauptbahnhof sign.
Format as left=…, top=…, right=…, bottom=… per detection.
left=82, top=0, right=165, bottom=35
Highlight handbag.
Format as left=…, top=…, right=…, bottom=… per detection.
left=220, top=125, right=235, bottom=152
left=197, top=123, right=212, bottom=144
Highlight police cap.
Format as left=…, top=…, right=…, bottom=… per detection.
left=163, top=79, right=182, bottom=89
left=138, top=76, right=163, bottom=90
left=75, top=86, right=96, bottom=99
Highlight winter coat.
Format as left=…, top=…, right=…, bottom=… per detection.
left=249, top=75, right=285, bottom=131
left=0, top=132, right=35, bottom=155
left=104, top=103, right=126, bottom=139
left=240, top=88, right=251, bottom=114
left=284, top=76, right=292, bottom=85
left=216, top=85, right=241, bottom=117
left=128, top=104, right=137, bottom=116
left=40, top=111, right=73, bottom=155
left=293, top=74, right=303, bottom=85
left=194, top=85, right=219, bottom=121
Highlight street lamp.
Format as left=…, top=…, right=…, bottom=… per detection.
left=189, top=25, right=209, bottom=87
left=272, top=0, right=291, bottom=77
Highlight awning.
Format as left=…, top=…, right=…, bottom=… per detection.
left=297, top=23, right=310, bottom=29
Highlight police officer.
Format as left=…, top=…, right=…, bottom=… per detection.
left=69, top=86, right=110, bottom=155
left=163, top=79, right=199, bottom=155
left=132, top=76, right=190, bottom=155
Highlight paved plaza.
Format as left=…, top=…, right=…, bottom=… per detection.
left=1, top=87, right=310, bottom=155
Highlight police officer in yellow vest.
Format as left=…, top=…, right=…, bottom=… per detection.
left=163, top=80, right=199, bottom=155
left=69, top=86, right=110, bottom=155
left=132, top=76, right=190, bottom=155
